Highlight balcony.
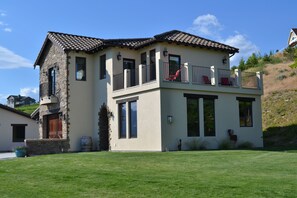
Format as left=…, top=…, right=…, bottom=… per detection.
left=39, top=82, right=59, bottom=105
left=162, top=62, right=262, bottom=90
left=112, top=61, right=263, bottom=95
left=113, top=64, right=156, bottom=91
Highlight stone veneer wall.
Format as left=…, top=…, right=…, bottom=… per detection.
left=38, top=41, right=69, bottom=139
left=25, top=139, right=70, bottom=155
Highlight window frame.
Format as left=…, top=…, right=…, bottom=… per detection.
left=119, top=103, right=127, bottom=139
left=187, top=98, right=200, bottom=137
left=100, top=54, right=106, bottom=79
left=237, top=97, right=255, bottom=127
left=48, top=67, right=56, bottom=96
left=129, top=101, right=137, bottom=138
left=75, top=57, right=86, bottom=81
left=11, top=124, right=27, bottom=142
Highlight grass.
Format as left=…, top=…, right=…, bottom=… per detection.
left=1, top=151, right=297, bottom=197
left=15, top=103, right=39, bottom=115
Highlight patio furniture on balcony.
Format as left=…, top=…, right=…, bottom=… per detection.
left=220, top=77, right=232, bottom=86
left=202, top=75, right=211, bottom=85
left=166, top=69, right=181, bottom=81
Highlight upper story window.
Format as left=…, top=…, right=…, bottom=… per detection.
left=48, top=67, right=56, bottom=96
left=76, top=57, right=86, bottom=81
left=141, top=52, right=146, bottom=65
left=100, top=54, right=106, bottom=79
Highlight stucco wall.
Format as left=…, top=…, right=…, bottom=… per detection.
left=160, top=89, right=263, bottom=150
left=68, top=51, right=95, bottom=151
left=109, top=89, right=162, bottom=151
left=0, top=109, right=38, bottom=151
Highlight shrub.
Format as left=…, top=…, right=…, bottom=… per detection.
left=289, top=71, right=297, bottom=77
left=185, top=139, right=207, bottom=150
left=218, top=139, right=233, bottom=150
left=276, top=74, right=287, bottom=81
left=237, top=142, right=253, bottom=149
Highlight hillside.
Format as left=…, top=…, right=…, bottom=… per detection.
left=259, top=60, right=297, bottom=148
left=16, top=103, right=39, bottom=115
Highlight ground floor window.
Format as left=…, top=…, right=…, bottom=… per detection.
left=204, top=99, right=215, bottom=136
left=118, top=97, right=138, bottom=139
left=11, top=124, right=27, bottom=142
left=185, top=94, right=217, bottom=137
left=119, top=103, right=127, bottom=138
left=129, top=101, right=137, bottom=138
left=187, top=98, right=199, bottom=136
left=237, top=97, right=254, bottom=127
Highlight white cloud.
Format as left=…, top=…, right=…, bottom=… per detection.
left=4, top=28, right=11, bottom=32
left=222, top=33, right=259, bottom=66
left=0, top=10, right=6, bottom=17
left=0, top=46, right=32, bottom=69
left=188, top=14, right=259, bottom=66
left=20, top=87, right=39, bottom=100
left=189, top=14, right=223, bottom=38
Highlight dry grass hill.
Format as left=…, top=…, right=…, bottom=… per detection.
left=260, top=58, right=297, bottom=148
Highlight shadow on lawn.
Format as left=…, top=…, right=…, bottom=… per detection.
left=262, top=124, right=297, bottom=152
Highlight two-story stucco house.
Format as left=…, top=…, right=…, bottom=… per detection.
left=34, top=30, right=263, bottom=151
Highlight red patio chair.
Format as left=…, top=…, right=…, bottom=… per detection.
left=202, top=75, right=211, bottom=84
left=221, top=77, right=232, bottom=86
left=166, top=69, right=181, bottom=81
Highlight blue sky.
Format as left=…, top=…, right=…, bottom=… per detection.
left=0, top=0, right=296, bottom=104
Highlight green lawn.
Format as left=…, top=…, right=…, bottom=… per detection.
left=1, top=150, right=297, bottom=197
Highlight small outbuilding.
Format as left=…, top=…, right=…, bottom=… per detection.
left=0, top=104, right=39, bottom=151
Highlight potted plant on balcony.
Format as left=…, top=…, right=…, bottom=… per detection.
left=14, top=146, right=27, bottom=157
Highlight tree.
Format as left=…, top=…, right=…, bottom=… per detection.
left=238, top=57, right=246, bottom=71
left=246, top=53, right=258, bottom=68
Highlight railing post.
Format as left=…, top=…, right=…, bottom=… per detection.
left=184, top=63, right=191, bottom=83
left=211, top=66, right=218, bottom=87
left=139, top=64, right=143, bottom=86
left=124, top=69, right=130, bottom=89
left=256, top=71, right=263, bottom=90
left=235, top=69, right=242, bottom=88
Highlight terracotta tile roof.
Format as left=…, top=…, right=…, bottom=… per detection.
left=48, top=31, right=104, bottom=51
left=35, top=30, right=238, bottom=66
left=152, top=30, right=238, bottom=53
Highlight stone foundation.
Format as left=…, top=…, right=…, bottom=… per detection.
left=25, top=139, right=70, bottom=156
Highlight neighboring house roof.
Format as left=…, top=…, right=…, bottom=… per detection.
left=0, top=103, right=33, bottom=119
left=30, top=106, right=40, bottom=120
left=34, top=30, right=239, bottom=66
left=288, top=28, right=297, bottom=47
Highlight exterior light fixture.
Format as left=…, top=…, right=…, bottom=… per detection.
left=117, top=52, right=122, bottom=61
left=163, top=48, right=168, bottom=57
left=222, top=57, right=227, bottom=64
left=167, top=115, right=173, bottom=124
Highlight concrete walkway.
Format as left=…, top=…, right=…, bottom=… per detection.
left=0, top=152, right=16, bottom=160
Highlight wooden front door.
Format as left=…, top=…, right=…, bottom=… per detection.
left=48, top=114, right=62, bottom=138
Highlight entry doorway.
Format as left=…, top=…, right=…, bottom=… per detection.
left=47, top=114, right=62, bottom=138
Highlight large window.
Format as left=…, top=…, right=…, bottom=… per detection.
left=118, top=98, right=138, bottom=139
left=141, top=52, right=146, bottom=65
left=129, top=101, right=137, bottom=138
left=187, top=98, right=199, bottom=137
left=48, top=67, right=56, bottom=96
left=119, top=103, right=126, bottom=138
left=100, top=54, right=106, bottom=79
left=76, top=57, right=86, bottom=81
left=185, top=94, right=217, bottom=137
left=12, top=124, right=27, bottom=142
left=237, top=98, right=254, bottom=127
left=204, top=99, right=216, bottom=136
